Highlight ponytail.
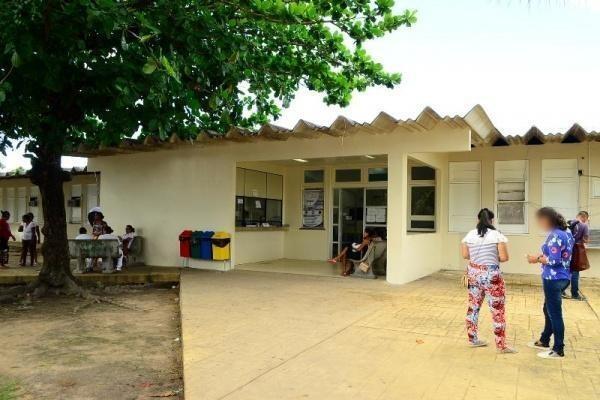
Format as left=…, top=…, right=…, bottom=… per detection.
left=477, top=208, right=496, bottom=237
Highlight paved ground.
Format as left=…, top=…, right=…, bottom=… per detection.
left=180, top=269, right=600, bottom=400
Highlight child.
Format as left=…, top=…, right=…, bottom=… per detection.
left=0, top=211, right=17, bottom=268
left=18, top=214, right=36, bottom=267
left=91, top=213, right=107, bottom=238
left=27, top=213, right=41, bottom=266
left=121, top=225, right=136, bottom=266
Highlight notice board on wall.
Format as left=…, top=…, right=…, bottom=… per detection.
left=302, top=188, right=324, bottom=228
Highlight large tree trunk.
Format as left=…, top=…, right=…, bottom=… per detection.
left=30, top=149, right=75, bottom=289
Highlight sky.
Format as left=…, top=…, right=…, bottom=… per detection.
left=2, top=0, right=600, bottom=171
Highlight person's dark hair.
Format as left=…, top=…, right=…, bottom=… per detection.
left=375, top=227, right=387, bottom=240
left=104, top=226, right=114, bottom=234
left=577, top=211, right=589, bottom=219
left=476, top=208, right=496, bottom=237
left=126, top=224, right=135, bottom=233
left=364, top=227, right=377, bottom=238
left=536, top=207, right=568, bottom=231
left=79, top=227, right=87, bottom=234
left=1, top=210, right=10, bottom=219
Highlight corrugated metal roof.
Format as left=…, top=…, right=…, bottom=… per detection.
left=68, top=104, right=600, bottom=157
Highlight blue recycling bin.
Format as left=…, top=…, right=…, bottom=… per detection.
left=200, top=231, right=214, bottom=260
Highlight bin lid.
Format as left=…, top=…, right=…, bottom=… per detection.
left=192, top=231, right=204, bottom=238
left=201, top=231, right=215, bottom=238
left=179, top=230, right=193, bottom=238
left=212, top=231, right=231, bottom=239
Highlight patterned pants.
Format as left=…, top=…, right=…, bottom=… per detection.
left=465, top=264, right=507, bottom=349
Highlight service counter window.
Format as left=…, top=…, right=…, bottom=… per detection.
left=236, top=168, right=283, bottom=227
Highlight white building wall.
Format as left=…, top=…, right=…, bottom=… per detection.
left=443, top=142, right=600, bottom=279
left=88, top=125, right=471, bottom=283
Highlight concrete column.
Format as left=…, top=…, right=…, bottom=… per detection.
left=386, top=151, right=408, bottom=284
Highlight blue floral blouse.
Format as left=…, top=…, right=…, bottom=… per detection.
left=540, top=229, right=574, bottom=280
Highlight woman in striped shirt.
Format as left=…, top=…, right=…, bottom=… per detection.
left=461, top=208, right=516, bottom=353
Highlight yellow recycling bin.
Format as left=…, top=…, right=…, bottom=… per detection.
left=211, top=232, right=231, bottom=261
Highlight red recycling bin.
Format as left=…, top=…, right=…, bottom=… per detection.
left=179, top=230, right=193, bottom=258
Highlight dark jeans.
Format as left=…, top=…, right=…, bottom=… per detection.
left=562, top=270, right=581, bottom=298
left=540, top=279, right=570, bottom=353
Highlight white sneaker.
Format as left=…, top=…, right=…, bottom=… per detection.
left=537, top=350, right=564, bottom=359
left=498, top=347, right=518, bottom=354
left=469, top=339, right=488, bottom=348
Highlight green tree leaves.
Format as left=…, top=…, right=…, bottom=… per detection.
left=0, top=0, right=414, bottom=153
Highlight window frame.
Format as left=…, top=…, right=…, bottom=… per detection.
left=408, top=164, right=436, bottom=232
left=494, top=160, right=529, bottom=234
left=448, top=161, right=481, bottom=233
left=541, top=159, right=579, bottom=220
left=235, top=168, right=284, bottom=227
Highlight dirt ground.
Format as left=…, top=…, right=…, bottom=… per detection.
left=0, top=286, right=183, bottom=400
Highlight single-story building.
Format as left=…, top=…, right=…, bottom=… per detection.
left=0, top=169, right=101, bottom=239
left=16, top=105, right=600, bottom=284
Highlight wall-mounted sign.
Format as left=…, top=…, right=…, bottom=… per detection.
left=302, top=189, right=324, bottom=228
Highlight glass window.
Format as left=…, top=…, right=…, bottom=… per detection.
left=366, top=189, right=387, bottom=207
left=411, top=166, right=435, bottom=181
left=304, top=170, right=324, bottom=184
left=411, top=186, right=435, bottom=215
left=497, top=203, right=525, bottom=225
left=368, top=168, right=388, bottom=182
left=266, top=199, right=283, bottom=226
left=243, top=197, right=266, bottom=226
left=335, top=169, right=361, bottom=182
left=235, top=197, right=245, bottom=226
left=410, top=220, right=435, bottom=230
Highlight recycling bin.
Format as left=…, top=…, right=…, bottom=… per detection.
left=200, top=231, right=214, bottom=260
left=179, top=230, right=193, bottom=258
left=191, top=231, right=203, bottom=259
left=211, top=232, right=231, bottom=261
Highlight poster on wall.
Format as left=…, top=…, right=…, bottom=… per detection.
left=302, top=189, right=324, bottom=228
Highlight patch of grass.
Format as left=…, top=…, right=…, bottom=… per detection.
left=0, top=381, right=19, bottom=400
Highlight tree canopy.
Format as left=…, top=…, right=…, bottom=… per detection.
left=0, top=0, right=414, bottom=291
left=1, top=0, right=415, bottom=153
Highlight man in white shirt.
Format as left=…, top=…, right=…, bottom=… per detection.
left=76, top=227, right=92, bottom=240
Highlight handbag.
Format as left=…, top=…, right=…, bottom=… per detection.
left=358, top=262, right=370, bottom=273
left=570, top=242, right=590, bottom=272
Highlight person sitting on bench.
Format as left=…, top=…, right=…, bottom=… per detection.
left=328, top=228, right=380, bottom=276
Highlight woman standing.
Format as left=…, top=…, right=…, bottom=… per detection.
left=461, top=208, right=516, bottom=353
left=527, top=207, right=574, bottom=359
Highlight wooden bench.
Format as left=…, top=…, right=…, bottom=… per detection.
left=68, top=239, right=120, bottom=274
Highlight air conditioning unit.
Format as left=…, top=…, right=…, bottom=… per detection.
left=67, top=197, right=82, bottom=207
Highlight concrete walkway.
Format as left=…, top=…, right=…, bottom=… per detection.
left=180, top=270, right=600, bottom=400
